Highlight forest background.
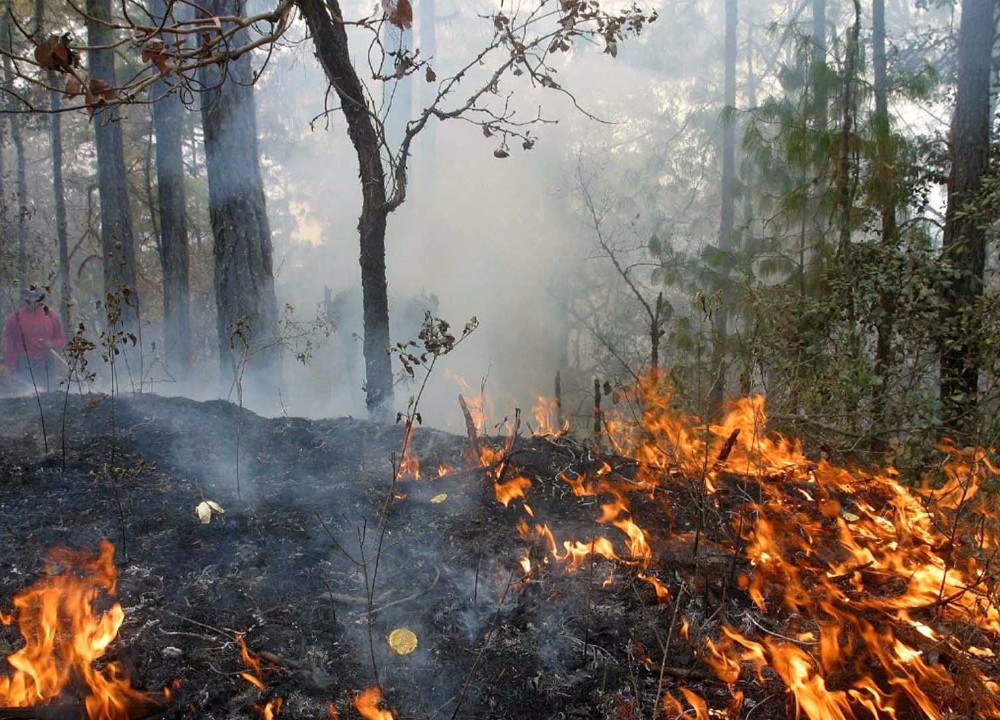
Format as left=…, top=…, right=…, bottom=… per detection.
left=0, top=0, right=993, bottom=470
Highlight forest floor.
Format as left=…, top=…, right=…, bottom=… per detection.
left=0, top=392, right=994, bottom=720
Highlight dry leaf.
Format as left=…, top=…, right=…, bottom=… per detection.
left=195, top=500, right=226, bottom=524
left=430, top=493, right=447, bottom=504
left=141, top=39, right=175, bottom=77
left=388, top=628, right=418, bottom=655
left=34, top=35, right=75, bottom=72
left=425, top=66, right=436, bottom=83
left=384, top=0, right=413, bottom=29
left=64, top=76, right=83, bottom=97
left=88, top=78, right=115, bottom=103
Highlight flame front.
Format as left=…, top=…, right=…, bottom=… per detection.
left=474, top=379, right=1000, bottom=717
left=0, top=540, right=156, bottom=719
left=354, top=686, right=394, bottom=720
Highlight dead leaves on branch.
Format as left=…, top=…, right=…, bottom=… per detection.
left=63, top=75, right=116, bottom=117
left=33, top=33, right=79, bottom=72
left=141, top=39, right=176, bottom=77
left=382, top=0, right=412, bottom=30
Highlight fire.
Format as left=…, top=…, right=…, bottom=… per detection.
left=0, top=540, right=159, bottom=719
left=391, top=373, right=1000, bottom=717
left=236, top=633, right=283, bottom=719
left=354, top=686, right=394, bottom=720
left=601, top=383, right=1000, bottom=718
left=532, top=395, right=568, bottom=436
left=494, top=475, right=532, bottom=506
left=236, top=634, right=268, bottom=692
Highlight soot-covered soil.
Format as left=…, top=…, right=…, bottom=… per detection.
left=0, top=392, right=763, bottom=720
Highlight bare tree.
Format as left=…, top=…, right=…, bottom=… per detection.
left=297, top=0, right=656, bottom=419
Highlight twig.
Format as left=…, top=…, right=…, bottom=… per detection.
left=450, top=569, right=515, bottom=720
left=162, top=609, right=240, bottom=640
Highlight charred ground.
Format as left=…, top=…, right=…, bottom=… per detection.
left=0, top=391, right=990, bottom=720
left=0, top=391, right=747, bottom=720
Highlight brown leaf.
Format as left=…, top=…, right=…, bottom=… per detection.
left=88, top=78, right=115, bottom=103
left=34, top=42, right=54, bottom=70
left=384, top=0, right=413, bottom=29
left=142, top=39, right=175, bottom=76
left=50, top=37, right=70, bottom=67
left=64, top=75, right=83, bottom=97
left=424, top=66, right=436, bottom=82
left=35, top=35, right=75, bottom=71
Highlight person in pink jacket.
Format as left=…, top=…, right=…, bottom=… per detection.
left=4, top=287, right=66, bottom=391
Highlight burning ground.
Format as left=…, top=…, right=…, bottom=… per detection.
left=0, top=389, right=999, bottom=719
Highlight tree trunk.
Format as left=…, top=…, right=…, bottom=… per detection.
left=86, top=0, right=140, bottom=331
left=836, top=0, right=861, bottom=360
left=11, top=104, right=26, bottom=290
left=151, top=0, right=192, bottom=378
left=50, top=71, right=70, bottom=331
left=0, top=16, right=27, bottom=291
left=36, top=0, right=68, bottom=328
left=811, top=0, right=827, bottom=132
left=940, top=0, right=993, bottom=440
left=297, top=0, right=395, bottom=420
left=199, top=0, right=281, bottom=398
left=870, top=0, right=896, bottom=451
left=709, top=0, right=738, bottom=415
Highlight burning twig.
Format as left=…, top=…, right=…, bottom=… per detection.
left=713, top=428, right=741, bottom=468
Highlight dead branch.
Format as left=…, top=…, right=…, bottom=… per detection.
left=458, top=394, right=483, bottom=462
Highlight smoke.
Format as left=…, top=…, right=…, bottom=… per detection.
left=241, top=4, right=676, bottom=429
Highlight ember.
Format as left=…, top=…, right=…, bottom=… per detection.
left=0, top=540, right=159, bottom=720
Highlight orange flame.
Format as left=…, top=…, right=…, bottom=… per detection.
left=354, top=686, right=393, bottom=720
left=532, top=395, right=569, bottom=436
left=236, top=634, right=283, bottom=718
left=495, top=476, right=532, bottom=506
left=262, top=697, right=283, bottom=720
left=0, top=540, right=158, bottom=719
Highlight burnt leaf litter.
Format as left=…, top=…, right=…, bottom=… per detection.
left=0, top=391, right=969, bottom=719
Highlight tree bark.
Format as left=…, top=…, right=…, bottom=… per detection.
left=836, top=0, right=861, bottom=359
left=940, top=0, right=993, bottom=440
left=199, top=0, right=281, bottom=397
left=50, top=71, right=71, bottom=331
left=297, top=0, right=395, bottom=420
left=870, top=0, right=896, bottom=450
left=151, top=0, right=192, bottom=378
left=86, top=0, right=140, bottom=331
left=811, top=0, right=827, bottom=131
left=0, top=16, right=27, bottom=291
left=709, top=0, right=738, bottom=415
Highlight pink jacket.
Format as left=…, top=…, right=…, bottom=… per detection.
left=5, top=307, right=66, bottom=364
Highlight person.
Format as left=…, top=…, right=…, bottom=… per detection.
left=4, top=287, right=67, bottom=391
